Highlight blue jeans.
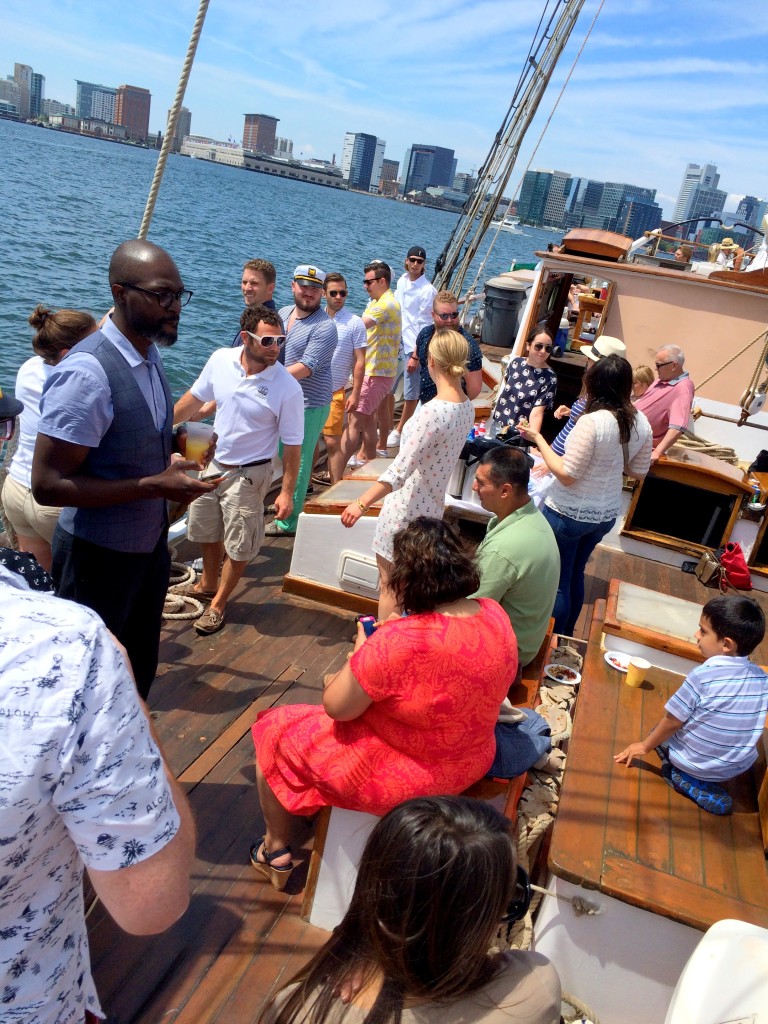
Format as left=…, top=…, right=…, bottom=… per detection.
left=542, top=505, right=614, bottom=636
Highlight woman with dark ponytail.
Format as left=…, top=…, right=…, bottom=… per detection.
left=260, top=796, right=560, bottom=1024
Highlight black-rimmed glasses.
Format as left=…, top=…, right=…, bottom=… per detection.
left=408, top=256, right=425, bottom=264
left=655, top=360, right=674, bottom=370
left=363, top=277, right=383, bottom=286
left=119, top=283, right=193, bottom=308
left=243, top=332, right=285, bottom=348
left=500, top=865, right=532, bottom=924
left=328, top=290, right=347, bottom=298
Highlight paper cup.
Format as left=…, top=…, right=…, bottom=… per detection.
left=185, top=422, right=214, bottom=466
left=626, top=657, right=650, bottom=688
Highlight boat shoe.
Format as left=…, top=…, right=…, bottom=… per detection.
left=194, top=607, right=225, bottom=636
left=265, top=522, right=295, bottom=537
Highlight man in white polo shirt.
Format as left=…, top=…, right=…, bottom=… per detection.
left=174, top=305, right=304, bottom=635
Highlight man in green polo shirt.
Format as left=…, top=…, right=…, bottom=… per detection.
left=472, top=447, right=560, bottom=666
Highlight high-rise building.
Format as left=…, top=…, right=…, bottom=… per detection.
left=168, top=105, right=192, bottom=153
left=518, top=170, right=553, bottom=225
left=673, top=162, right=719, bottom=222
left=542, top=171, right=572, bottom=227
left=616, top=196, right=663, bottom=237
left=686, top=185, right=727, bottom=226
left=403, top=145, right=455, bottom=194
left=243, top=114, right=279, bottom=155
left=76, top=81, right=116, bottom=123
left=453, top=172, right=476, bottom=195
left=736, top=196, right=764, bottom=227
left=585, top=182, right=657, bottom=232
left=29, top=72, right=45, bottom=118
left=115, top=85, right=151, bottom=142
left=13, top=63, right=33, bottom=118
left=344, top=132, right=378, bottom=191
left=371, top=138, right=386, bottom=193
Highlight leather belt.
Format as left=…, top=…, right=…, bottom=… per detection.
left=213, top=457, right=272, bottom=469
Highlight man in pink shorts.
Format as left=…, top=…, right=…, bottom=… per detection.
left=338, top=260, right=401, bottom=471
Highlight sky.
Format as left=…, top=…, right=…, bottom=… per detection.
left=2, top=0, right=767, bottom=218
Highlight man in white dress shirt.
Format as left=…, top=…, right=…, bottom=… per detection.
left=385, top=245, right=437, bottom=447
left=174, top=305, right=304, bottom=635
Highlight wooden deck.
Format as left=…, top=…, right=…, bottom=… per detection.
left=88, top=535, right=768, bottom=1023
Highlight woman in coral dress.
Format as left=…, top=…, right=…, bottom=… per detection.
left=250, top=517, right=517, bottom=890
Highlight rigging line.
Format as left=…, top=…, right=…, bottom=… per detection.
left=696, top=327, right=768, bottom=391
left=138, top=0, right=211, bottom=241
left=462, top=0, right=606, bottom=304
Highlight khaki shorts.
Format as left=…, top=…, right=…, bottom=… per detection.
left=187, top=460, right=273, bottom=562
left=323, top=389, right=346, bottom=436
left=1, top=474, right=62, bottom=542
left=356, top=375, right=394, bottom=416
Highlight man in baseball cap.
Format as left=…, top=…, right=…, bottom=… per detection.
left=266, top=264, right=337, bottom=537
left=386, top=245, right=437, bottom=447
left=0, top=387, right=24, bottom=443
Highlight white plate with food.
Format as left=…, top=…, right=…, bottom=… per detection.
left=604, top=650, right=630, bottom=673
left=543, top=663, right=581, bottom=686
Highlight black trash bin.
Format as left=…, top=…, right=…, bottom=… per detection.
left=481, top=276, right=528, bottom=348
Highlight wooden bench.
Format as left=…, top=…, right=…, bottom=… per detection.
left=301, top=619, right=555, bottom=930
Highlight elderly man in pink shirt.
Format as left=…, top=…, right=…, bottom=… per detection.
left=634, top=344, right=695, bottom=464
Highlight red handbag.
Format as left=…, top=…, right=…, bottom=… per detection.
left=719, top=542, right=752, bottom=590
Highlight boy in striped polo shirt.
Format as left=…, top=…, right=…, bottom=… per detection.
left=615, top=595, right=768, bottom=814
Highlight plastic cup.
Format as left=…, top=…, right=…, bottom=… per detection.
left=185, top=422, right=213, bottom=466
left=626, top=657, right=650, bottom=688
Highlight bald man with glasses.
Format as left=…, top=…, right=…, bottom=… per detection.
left=33, top=239, right=214, bottom=698
left=634, top=345, right=695, bottom=464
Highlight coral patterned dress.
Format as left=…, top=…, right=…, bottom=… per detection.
left=252, top=599, right=517, bottom=816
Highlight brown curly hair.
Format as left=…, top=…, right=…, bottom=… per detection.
left=388, top=517, right=480, bottom=614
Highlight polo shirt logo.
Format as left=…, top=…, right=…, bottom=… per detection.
left=257, top=386, right=269, bottom=397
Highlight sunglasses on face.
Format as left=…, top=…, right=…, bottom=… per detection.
left=243, top=332, right=286, bottom=348
left=500, top=865, right=532, bottom=924
left=435, top=311, right=459, bottom=321
left=118, top=282, right=193, bottom=308
left=408, top=257, right=425, bottom=264
left=655, top=360, right=674, bottom=369
left=327, top=290, right=347, bottom=298
left=363, top=277, right=383, bottom=286
left=532, top=343, right=553, bottom=353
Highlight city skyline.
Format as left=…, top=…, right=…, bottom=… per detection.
left=2, top=1, right=766, bottom=218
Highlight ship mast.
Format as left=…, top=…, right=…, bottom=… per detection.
left=434, top=0, right=585, bottom=294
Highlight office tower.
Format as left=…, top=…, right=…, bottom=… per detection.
left=344, top=133, right=378, bottom=191
left=589, top=182, right=657, bottom=232
left=401, top=147, right=411, bottom=192
left=168, top=105, right=192, bottom=153
left=518, top=170, right=553, bottom=225
left=76, top=81, right=116, bottom=122
left=243, top=114, right=279, bottom=154
left=115, top=85, right=151, bottom=142
left=370, top=138, right=386, bottom=193
left=673, top=162, right=719, bottom=222
left=13, top=63, right=32, bottom=118
left=453, top=172, right=476, bottom=195
left=542, top=171, right=571, bottom=227
left=616, top=196, right=663, bottom=237
left=403, top=145, right=455, bottom=194
left=686, top=184, right=727, bottom=226
left=30, top=72, right=44, bottom=118
left=736, top=196, right=763, bottom=227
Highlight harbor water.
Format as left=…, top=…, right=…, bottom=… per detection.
left=1, top=119, right=555, bottom=395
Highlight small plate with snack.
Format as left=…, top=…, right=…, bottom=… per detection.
left=543, top=663, right=581, bottom=686
left=604, top=650, right=630, bottom=674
